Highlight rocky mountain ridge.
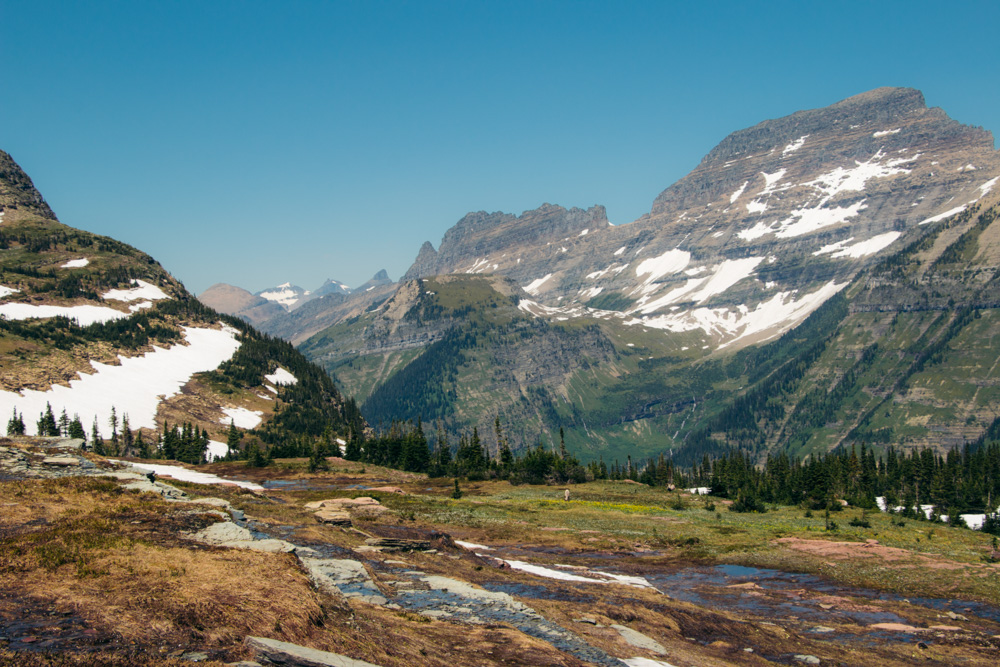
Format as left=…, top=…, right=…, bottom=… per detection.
left=292, top=87, right=1000, bottom=461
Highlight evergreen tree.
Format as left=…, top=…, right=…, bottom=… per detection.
left=68, top=414, right=86, bottom=442
left=6, top=408, right=25, bottom=436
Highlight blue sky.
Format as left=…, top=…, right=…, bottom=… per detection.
left=3, top=1, right=999, bottom=294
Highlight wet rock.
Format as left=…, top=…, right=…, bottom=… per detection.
left=364, top=538, right=431, bottom=552
left=244, top=636, right=383, bottom=666
left=611, top=624, right=668, bottom=655
left=809, top=626, right=836, bottom=633
left=300, top=557, right=388, bottom=605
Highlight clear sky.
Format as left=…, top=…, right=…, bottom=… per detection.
left=3, top=1, right=999, bottom=295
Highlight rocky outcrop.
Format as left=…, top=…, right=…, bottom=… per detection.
left=403, top=203, right=609, bottom=280
left=0, top=149, right=56, bottom=222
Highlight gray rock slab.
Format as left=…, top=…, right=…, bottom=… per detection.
left=42, top=456, right=80, bottom=466
left=244, top=636, right=383, bottom=667
left=794, top=656, right=821, bottom=665
left=611, top=624, right=668, bottom=655
left=300, top=557, right=387, bottom=605
left=188, top=522, right=297, bottom=553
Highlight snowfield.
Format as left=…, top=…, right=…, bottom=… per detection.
left=220, top=407, right=264, bottom=429
left=0, top=326, right=241, bottom=435
left=0, top=302, right=132, bottom=326
left=264, top=367, right=298, bottom=386
left=523, top=274, right=553, bottom=295
left=0, top=285, right=20, bottom=299
left=258, top=283, right=305, bottom=309
left=813, top=231, right=902, bottom=259
left=113, top=460, right=263, bottom=490
left=61, top=258, right=90, bottom=268
left=102, top=279, right=169, bottom=302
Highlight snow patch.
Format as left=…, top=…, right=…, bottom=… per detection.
left=265, top=367, right=297, bottom=386
left=920, top=205, right=967, bottom=226
left=978, top=176, right=999, bottom=198
left=220, top=407, right=263, bottom=430
left=634, top=249, right=690, bottom=284
left=103, top=279, right=168, bottom=302
left=113, top=460, right=263, bottom=490
left=578, top=228, right=589, bottom=236
left=873, top=128, right=901, bottom=138
left=523, top=274, right=553, bottom=296
left=815, top=231, right=901, bottom=259
left=614, top=246, right=626, bottom=256
left=0, top=303, right=131, bottom=326
left=61, top=258, right=89, bottom=268
left=774, top=200, right=868, bottom=238
left=0, top=326, right=241, bottom=434
left=782, top=135, right=808, bottom=155
left=0, top=285, right=20, bottom=299
left=206, top=440, right=229, bottom=462
left=729, top=181, right=749, bottom=204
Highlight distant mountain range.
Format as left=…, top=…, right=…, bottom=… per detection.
left=199, top=270, right=393, bottom=329
left=266, top=87, right=1000, bottom=463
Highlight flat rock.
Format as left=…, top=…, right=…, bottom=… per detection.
left=794, top=656, right=821, bottom=665
left=42, top=456, right=79, bottom=466
left=305, top=497, right=381, bottom=510
left=363, top=538, right=430, bottom=552
left=315, top=509, right=352, bottom=526
left=189, top=497, right=232, bottom=509
left=611, top=624, right=668, bottom=655
left=189, top=521, right=297, bottom=553
left=244, top=636, right=383, bottom=667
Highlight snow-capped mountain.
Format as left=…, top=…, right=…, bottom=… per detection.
left=256, top=282, right=313, bottom=310
left=402, top=88, right=1000, bottom=349
left=294, top=87, right=1000, bottom=461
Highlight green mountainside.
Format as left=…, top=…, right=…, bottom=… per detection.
left=302, top=198, right=1000, bottom=466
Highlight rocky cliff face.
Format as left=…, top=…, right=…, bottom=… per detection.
left=403, top=204, right=609, bottom=281
left=0, top=150, right=57, bottom=223
left=398, top=87, right=999, bottom=351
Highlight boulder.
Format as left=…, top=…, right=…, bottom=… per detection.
left=369, top=486, right=405, bottom=495
left=244, top=636, right=383, bottom=667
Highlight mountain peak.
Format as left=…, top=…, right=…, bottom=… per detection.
left=0, top=150, right=57, bottom=222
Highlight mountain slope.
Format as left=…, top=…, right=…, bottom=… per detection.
left=295, top=87, right=1000, bottom=462
left=0, top=150, right=360, bottom=447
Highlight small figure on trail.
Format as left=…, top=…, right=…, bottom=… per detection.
left=145, top=470, right=156, bottom=484
left=564, top=489, right=570, bottom=501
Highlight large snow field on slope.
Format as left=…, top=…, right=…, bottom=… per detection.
left=0, top=326, right=241, bottom=435
left=220, top=407, right=263, bottom=429
left=774, top=200, right=867, bottom=238
left=264, top=367, right=297, bottom=386
left=634, top=249, right=690, bottom=284
left=633, top=258, right=762, bottom=315
left=0, top=302, right=131, bottom=325
left=628, top=281, right=845, bottom=343
left=805, top=150, right=913, bottom=200
left=61, top=258, right=89, bottom=268
left=113, top=460, right=263, bottom=490
left=102, top=279, right=168, bottom=302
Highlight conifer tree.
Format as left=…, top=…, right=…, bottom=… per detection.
left=7, top=408, right=25, bottom=436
